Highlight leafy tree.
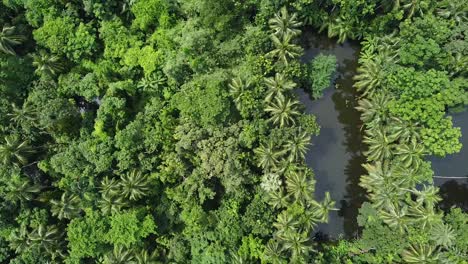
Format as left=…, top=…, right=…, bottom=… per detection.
left=308, top=54, right=337, bottom=99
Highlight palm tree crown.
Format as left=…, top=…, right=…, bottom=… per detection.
left=0, top=26, right=25, bottom=55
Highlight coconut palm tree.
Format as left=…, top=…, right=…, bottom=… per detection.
left=437, top=1, right=468, bottom=24
left=273, top=211, right=298, bottom=239
left=32, top=50, right=64, bottom=77
left=135, top=249, right=161, bottom=264
left=28, top=225, right=64, bottom=257
left=120, top=170, right=151, bottom=201
left=264, top=73, right=296, bottom=103
left=379, top=204, right=409, bottom=233
left=263, top=239, right=284, bottom=264
left=394, top=139, right=425, bottom=170
left=310, top=192, right=336, bottom=223
left=411, top=185, right=442, bottom=208
left=0, top=135, right=34, bottom=167
left=8, top=103, right=37, bottom=128
left=402, top=244, right=440, bottom=263
left=353, top=57, right=384, bottom=97
left=100, top=176, right=120, bottom=197
left=98, top=192, right=125, bottom=215
left=363, top=127, right=398, bottom=162
left=268, top=34, right=302, bottom=66
left=355, top=92, right=391, bottom=127
left=430, top=223, right=456, bottom=248
left=267, top=188, right=289, bottom=209
left=8, top=227, right=30, bottom=253
left=50, top=192, right=81, bottom=220
left=282, top=231, right=309, bottom=260
left=103, top=245, right=135, bottom=264
left=0, top=26, right=25, bottom=55
left=400, top=0, right=429, bottom=18
left=285, top=170, right=314, bottom=205
left=254, top=140, right=283, bottom=171
left=265, top=94, right=300, bottom=128
left=137, top=72, right=166, bottom=92
left=5, top=175, right=41, bottom=204
left=325, top=16, right=354, bottom=44
left=388, top=117, right=421, bottom=143
left=283, top=130, right=310, bottom=162
left=269, top=7, right=302, bottom=38
left=228, top=77, right=250, bottom=111
left=409, top=205, right=442, bottom=230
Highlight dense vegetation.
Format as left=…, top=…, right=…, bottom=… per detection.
left=0, top=0, right=466, bottom=263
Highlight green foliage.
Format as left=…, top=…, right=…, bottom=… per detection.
left=105, top=210, right=156, bottom=247
left=308, top=54, right=337, bottom=99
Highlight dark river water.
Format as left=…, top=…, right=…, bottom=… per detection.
left=298, top=32, right=468, bottom=239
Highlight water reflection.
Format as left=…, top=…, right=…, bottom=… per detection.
left=297, top=32, right=365, bottom=239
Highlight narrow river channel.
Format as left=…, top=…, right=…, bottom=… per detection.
left=298, top=32, right=468, bottom=239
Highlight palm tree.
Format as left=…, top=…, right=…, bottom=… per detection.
left=98, top=192, right=125, bottom=215
left=263, top=239, right=284, bottom=264
left=8, top=227, right=30, bottom=253
left=437, top=0, right=467, bottom=24
left=355, top=92, right=391, bottom=127
left=353, top=58, right=384, bottom=97
left=394, top=139, right=425, bottom=170
left=402, top=244, right=440, bottom=263
left=388, top=117, right=421, bottom=143
left=100, top=176, right=120, bottom=197
left=28, top=225, right=64, bottom=257
left=135, top=249, right=161, bottom=264
left=363, top=127, right=398, bottom=162
left=267, top=188, right=289, bottom=209
left=409, top=205, right=442, bottom=230
left=273, top=211, right=298, bottom=239
left=103, top=245, right=135, bottom=264
left=0, top=135, right=34, bottom=167
left=310, top=192, right=337, bottom=223
left=5, top=175, right=41, bottom=204
left=411, top=185, right=442, bottom=208
left=430, top=223, right=455, bottom=248
left=325, top=16, right=354, bottom=44
left=137, top=72, right=166, bottom=92
left=379, top=204, right=409, bottom=233
left=282, top=231, right=309, bottom=261
left=8, top=103, right=37, bottom=127
left=228, top=77, right=250, bottom=111
left=268, top=34, right=302, bottom=66
left=264, top=73, right=296, bottom=102
left=402, top=0, right=428, bottom=18
left=254, top=140, right=283, bottom=171
left=120, top=170, right=151, bottom=201
left=285, top=170, right=314, bottom=205
left=283, top=130, right=310, bottom=162
left=32, top=50, right=64, bottom=77
left=265, top=94, right=300, bottom=128
left=269, top=7, right=302, bottom=38
left=0, top=26, right=25, bottom=55
left=50, top=192, right=81, bottom=220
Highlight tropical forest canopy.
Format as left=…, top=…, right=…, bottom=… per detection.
left=0, top=0, right=467, bottom=263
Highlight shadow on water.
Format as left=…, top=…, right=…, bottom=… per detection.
left=297, top=31, right=366, bottom=239
left=298, top=30, right=468, bottom=240
left=428, top=111, right=468, bottom=212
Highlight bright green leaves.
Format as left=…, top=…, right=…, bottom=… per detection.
left=307, top=53, right=337, bottom=99
left=33, top=16, right=96, bottom=62
left=105, top=211, right=156, bottom=247
left=131, top=0, right=170, bottom=31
